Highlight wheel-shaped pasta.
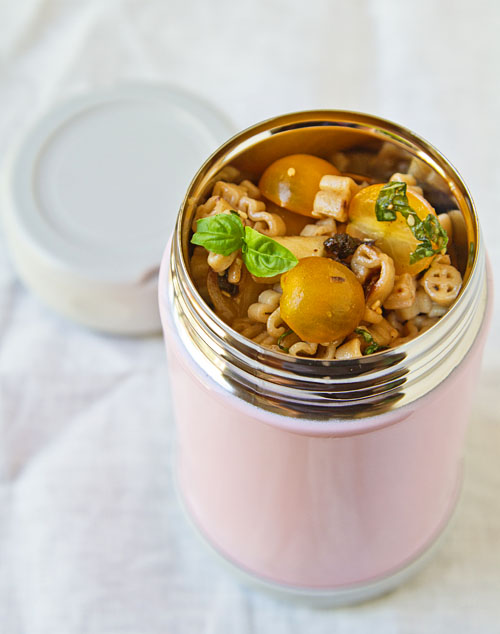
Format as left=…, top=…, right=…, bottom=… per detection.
left=421, top=263, right=462, bottom=306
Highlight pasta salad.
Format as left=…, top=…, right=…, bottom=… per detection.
left=189, top=153, right=462, bottom=359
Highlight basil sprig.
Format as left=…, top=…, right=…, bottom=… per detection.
left=354, top=328, right=387, bottom=355
left=191, top=213, right=298, bottom=277
left=375, top=182, right=448, bottom=264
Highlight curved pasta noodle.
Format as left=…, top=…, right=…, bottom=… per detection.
left=211, top=180, right=285, bottom=236
left=252, top=331, right=277, bottom=346
left=240, top=196, right=286, bottom=236
left=248, top=289, right=281, bottom=323
left=207, top=250, right=238, bottom=274
left=289, top=342, right=318, bottom=357
left=266, top=307, right=286, bottom=338
left=213, top=181, right=249, bottom=208
left=231, top=317, right=266, bottom=339
left=192, top=195, right=234, bottom=231
left=206, top=270, right=238, bottom=322
left=351, top=244, right=395, bottom=320
left=300, top=217, right=337, bottom=237
left=227, top=257, right=243, bottom=284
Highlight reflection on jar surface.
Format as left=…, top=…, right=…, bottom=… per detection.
left=159, top=112, right=492, bottom=606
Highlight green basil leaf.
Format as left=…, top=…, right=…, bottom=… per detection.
left=242, top=227, right=298, bottom=277
left=191, top=213, right=245, bottom=256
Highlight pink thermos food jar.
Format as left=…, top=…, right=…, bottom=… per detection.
left=159, top=112, right=492, bottom=605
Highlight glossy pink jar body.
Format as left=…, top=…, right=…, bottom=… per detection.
left=159, top=112, right=491, bottom=603
left=160, top=252, right=491, bottom=593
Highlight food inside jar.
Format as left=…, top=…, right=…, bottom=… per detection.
left=189, top=152, right=463, bottom=359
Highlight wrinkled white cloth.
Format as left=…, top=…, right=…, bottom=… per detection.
left=0, top=1, right=499, bottom=632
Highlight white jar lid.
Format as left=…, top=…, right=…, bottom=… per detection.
left=1, top=83, right=234, bottom=334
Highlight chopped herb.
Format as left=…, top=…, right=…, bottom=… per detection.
left=365, top=342, right=386, bottom=355
left=375, top=182, right=448, bottom=264
left=355, top=327, right=373, bottom=343
left=277, top=329, right=294, bottom=352
left=354, top=327, right=387, bottom=355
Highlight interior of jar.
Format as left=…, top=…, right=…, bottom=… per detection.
left=178, top=112, right=478, bottom=359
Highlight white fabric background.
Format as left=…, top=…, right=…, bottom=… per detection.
left=0, top=0, right=499, bottom=632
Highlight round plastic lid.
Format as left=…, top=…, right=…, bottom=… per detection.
left=1, top=83, right=235, bottom=334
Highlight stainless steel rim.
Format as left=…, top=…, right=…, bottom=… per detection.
left=167, top=111, right=488, bottom=419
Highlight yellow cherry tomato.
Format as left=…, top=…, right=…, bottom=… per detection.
left=259, top=154, right=339, bottom=217
left=280, top=257, right=365, bottom=344
left=347, top=183, right=437, bottom=275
